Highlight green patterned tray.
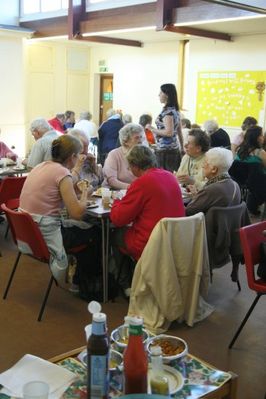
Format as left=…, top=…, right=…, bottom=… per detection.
left=57, top=353, right=231, bottom=399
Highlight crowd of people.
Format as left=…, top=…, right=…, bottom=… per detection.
left=1, top=82, right=266, bottom=298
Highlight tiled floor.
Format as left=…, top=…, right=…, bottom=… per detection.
left=0, top=220, right=265, bottom=399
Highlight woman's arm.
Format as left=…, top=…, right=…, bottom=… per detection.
left=150, top=115, right=174, bottom=137
left=258, top=148, right=266, bottom=167
left=59, top=176, right=88, bottom=220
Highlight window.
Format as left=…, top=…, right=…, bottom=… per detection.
left=86, top=0, right=156, bottom=12
left=20, top=0, right=68, bottom=19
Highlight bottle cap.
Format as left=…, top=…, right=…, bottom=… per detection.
left=150, top=345, right=162, bottom=356
left=93, top=312, right=106, bottom=323
left=124, top=315, right=143, bottom=326
left=88, top=301, right=101, bottom=314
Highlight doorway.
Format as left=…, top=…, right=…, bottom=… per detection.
left=99, top=74, right=113, bottom=124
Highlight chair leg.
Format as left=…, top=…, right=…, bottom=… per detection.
left=4, top=225, right=9, bottom=239
left=231, top=257, right=241, bottom=291
left=37, top=275, right=55, bottom=322
left=3, top=252, right=21, bottom=299
left=228, top=293, right=261, bottom=349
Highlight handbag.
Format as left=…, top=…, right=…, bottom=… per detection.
left=257, top=242, right=266, bottom=280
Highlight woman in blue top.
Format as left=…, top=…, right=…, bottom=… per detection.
left=236, top=125, right=266, bottom=214
left=149, top=83, right=184, bottom=172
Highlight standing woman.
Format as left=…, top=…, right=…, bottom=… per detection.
left=150, top=83, right=183, bottom=172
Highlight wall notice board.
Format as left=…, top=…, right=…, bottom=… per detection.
left=196, top=71, right=266, bottom=127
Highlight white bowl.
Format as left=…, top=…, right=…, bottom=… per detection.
left=111, top=324, right=149, bottom=352
left=146, top=334, right=188, bottom=363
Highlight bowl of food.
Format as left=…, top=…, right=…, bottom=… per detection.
left=111, top=324, right=149, bottom=352
left=79, top=348, right=123, bottom=373
left=146, top=335, right=188, bottom=363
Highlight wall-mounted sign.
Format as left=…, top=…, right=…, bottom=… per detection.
left=99, top=66, right=108, bottom=73
left=103, top=92, right=113, bottom=101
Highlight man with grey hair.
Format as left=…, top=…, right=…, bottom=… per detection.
left=98, top=108, right=124, bottom=165
left=203, top=119, right=231, bottom=149
left=25, top=118, right=59, bottom=169
left=74, top=111, right=98, bottom=144
left=186, top=147, right=241, bottom=216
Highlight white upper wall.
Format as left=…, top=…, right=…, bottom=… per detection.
left=90, top=41, right=179, bottom=125
left=0, top=0, right=19, bottom=25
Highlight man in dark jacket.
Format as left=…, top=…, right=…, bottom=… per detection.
left=98, top=109, right=123, bottom=165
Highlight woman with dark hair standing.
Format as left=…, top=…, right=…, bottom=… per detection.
left=148, top=83, right=183, bottom=172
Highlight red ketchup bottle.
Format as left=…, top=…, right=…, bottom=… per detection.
left=123, top=316, right=148, bottom=394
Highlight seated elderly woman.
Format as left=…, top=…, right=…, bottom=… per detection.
left=186, top=147, right=241, bottom=216
left=20, top=135, right=98, bottom=291
left=176, top=128, right=210, bottom=190
left=102, top=123, right=144, bottom=189
left=110, top=144, right=185, bottom=295
left=68, top=128, right=103, bottom=189
left=0, top=128, right=18, bottom=161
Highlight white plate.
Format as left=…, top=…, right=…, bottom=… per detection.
left=13, top=166, right=26, bottom=171
left=148, top=364, right=184, bottom=394
left=87, top=201, right=98, bottom=209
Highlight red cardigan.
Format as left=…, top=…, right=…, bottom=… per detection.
left=110, top=168, right=185, bottom=260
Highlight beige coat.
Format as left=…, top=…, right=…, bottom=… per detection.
left=128, top=213, right=213, bottom=334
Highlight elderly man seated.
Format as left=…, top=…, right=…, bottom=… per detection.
left=186, top=147, right=241, bottom=216
left=176, top=128, right=210, bottom=190
left=110, top=144, right=185, bottom=296
left=23, top=118, right=59, bottom=169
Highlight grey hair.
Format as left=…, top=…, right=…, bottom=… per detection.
left=68, top=128, right=89, bottom=144
left=122, top=114, right=132, bottom=124
left=30, top=118, right=52, bottom=134
left=205, top=147, right=233, bottom=174
left=79, top=111, right=92, bottom=121
left=119, top=123, right=144, bottom=146
left=203, top=119, right=219, bottom=135
left=127, top=144, right=157, bottom=170
left=106, top=108, right=116, bottom=118
left=56, top=113, right=65, bottom=119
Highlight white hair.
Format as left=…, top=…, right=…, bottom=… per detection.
left=79, top=111, right=92, bottom=121
left=203, top=119, right=219, bottom=135
left=68, top=128, right=89, bottom=144
left=122, top=114, right=132, bottom=124
left=30, top=118, right=51, bottom=134
left=119, top=123, right=144, bottom=146
left=205, top=147, right=233, bottom=174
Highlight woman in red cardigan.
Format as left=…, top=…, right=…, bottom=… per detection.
left=110, top=144, right=185, bottom=295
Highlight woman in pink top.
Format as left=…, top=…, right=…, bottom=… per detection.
left=102, top=123, right=145, bottom=189
left=20, top=135, right=97, bottom=291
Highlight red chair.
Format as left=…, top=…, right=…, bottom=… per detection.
left=1, top=204, right=87, bottom=321
left=0, top=176, right=27, bottom=237
left=228, top=221, right=266, bottom=348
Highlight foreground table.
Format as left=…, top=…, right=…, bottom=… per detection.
left=49, top=346, right=238, bottom=399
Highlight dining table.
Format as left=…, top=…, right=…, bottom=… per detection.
left=0, top=165, right=29, bottom=177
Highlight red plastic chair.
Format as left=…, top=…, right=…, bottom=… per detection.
left=0, top=176, right=27, bottom=237
left=1, top=204, right=87, bottom=321
left=228, top=221, right=266, bottom=348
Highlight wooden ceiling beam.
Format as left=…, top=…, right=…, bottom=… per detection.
left=156, top=0, right=178, bottom=30
left=164, top=23, right=231, bottom=41
left=75, top=34, right=142, bottom=48
left=68, top=0, right=86, bottom=40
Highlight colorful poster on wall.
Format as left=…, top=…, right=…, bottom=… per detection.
left=196, top=71, right=266, bottom=127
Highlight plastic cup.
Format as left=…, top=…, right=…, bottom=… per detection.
left=23, top=381, right=49, bottom=399
left=102, top=188, right=111, bottom=209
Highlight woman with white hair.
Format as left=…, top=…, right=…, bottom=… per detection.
left=103, top=123, right=144, bottom=189
left=186, top=147, right=241, bottom=215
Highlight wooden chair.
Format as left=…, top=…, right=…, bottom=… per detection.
left=1, top=204, right=87, bottom=321
left=228, top=221, right=266, bottom=348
